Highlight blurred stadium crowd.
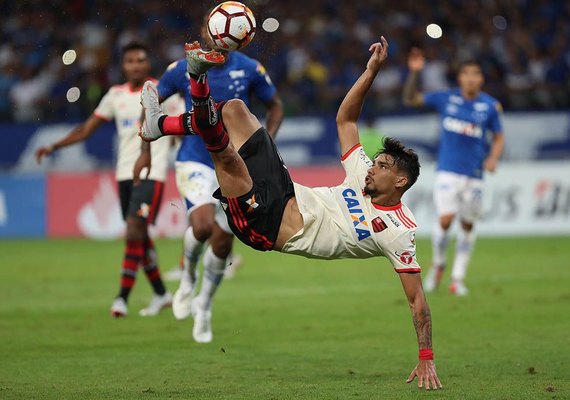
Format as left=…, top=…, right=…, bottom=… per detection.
left=0, top=0, right=569, bottom=122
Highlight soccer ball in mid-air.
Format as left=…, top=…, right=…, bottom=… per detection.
left=207, top=1, right=256, bottom=51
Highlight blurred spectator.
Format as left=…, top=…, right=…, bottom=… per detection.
left=0, top=0, right=569, bottom=121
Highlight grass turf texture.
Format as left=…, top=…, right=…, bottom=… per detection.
left=0, top=237, right=568, bottom=399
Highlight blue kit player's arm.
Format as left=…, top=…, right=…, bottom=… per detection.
left=402, top=48, right=428, bottom=107
left=251, top=61, right=283, bottom=138
left=402, top=47, right=448, bottom=111
left=483, top=101, right=505, bottom=173
left=157, top=60, right=185, bottom=104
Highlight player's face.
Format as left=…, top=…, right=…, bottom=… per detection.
left=122, top=49, right=150, bottom=83
left=364, top=153, right=402, bottom=196
left=458, top=64, right=484, bottom=94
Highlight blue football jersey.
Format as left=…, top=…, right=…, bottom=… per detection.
left=157, top=51, right=277, bottom=167
left=424, top=89, right=503, bottom=179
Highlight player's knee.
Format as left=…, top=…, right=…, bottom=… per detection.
left=192, top=223, right=214, bottom=242
left=460, top=220, right=474, bottom=231
left=439, top=216, right=453, bottom=230
left=222, top=99, right=252, bottom=126
left=125, top=218, right=147, bottom=241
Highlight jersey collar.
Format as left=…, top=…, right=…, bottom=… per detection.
left=372, top=202, right=402, bottom=211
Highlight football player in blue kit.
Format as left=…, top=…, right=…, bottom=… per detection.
left=403, top=48, right=505, bottom=295
left=134, top=20, right=283, bottom=343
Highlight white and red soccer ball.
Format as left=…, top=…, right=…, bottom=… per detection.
left=207, top=1, right=256, bottom=51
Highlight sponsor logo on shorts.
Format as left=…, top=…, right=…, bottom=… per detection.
left=395, top=250, right=415, bottom=265
left=137, top=203, right=150, bottom=218
left=342, top=188, right=371, bottom=241
left=245, top=195, right=259, bottom=213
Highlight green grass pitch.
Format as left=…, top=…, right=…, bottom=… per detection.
left=0, top=237, right=568, bottom=399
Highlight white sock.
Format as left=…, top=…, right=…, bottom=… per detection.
left=451, top=227, right=476, bottom=282
left=181, top=227, right=204, bottom=289
left=432, top=223, right=450, bottom=268
left=196, top=245, right=226, bottom=311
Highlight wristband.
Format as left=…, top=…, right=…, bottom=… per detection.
left=419, top=348, right=433, bottom=360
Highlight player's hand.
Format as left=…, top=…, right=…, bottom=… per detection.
left=406, top=360, right=443, bottom=390
left=35, top=145, right=54, bottom=164
left=408, top=47, right=425, bottom=72
left=133, top=151, right=151, bottom=186
left=484, top=157, right=498, bottom=173
left=367, top=36, right=389, bottom=73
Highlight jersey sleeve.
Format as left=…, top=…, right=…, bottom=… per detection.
left=157, top=61, right=182, bottom=100
left=489, top=101, right=503, bottom=134
left=384, top=230, right=421, bottom=273
left=423, top=91, right=447, bottom=112
left=251, top=61, right=277, bottom=102
left=93, top=89, right=114, bottom=121
left=340, top=144, right=373, bottom=190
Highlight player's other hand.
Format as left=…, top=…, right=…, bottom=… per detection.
left=484, top=157, right=498, bottom=173
left=35, top=145, right=54, bottom=164
left=367, top=36, right=389, bottom=73
left=408, top=47, right=425, bottom=72
left=406, top=360, right=443, bottom=390
left=133, top=151, right=151, bottom=186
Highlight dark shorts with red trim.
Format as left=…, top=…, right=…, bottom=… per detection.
left=118, top=179, right=164, bottom=224
left=213, top=128, right=295, bottom=251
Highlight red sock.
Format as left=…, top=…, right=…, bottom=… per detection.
left=161, top=115, right=186, bottom=135
left=190, top=111, right=229, bottom=152
left=189, top=72, right=210, bottom=98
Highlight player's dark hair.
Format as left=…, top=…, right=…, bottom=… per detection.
left=121, top=42, right=149, bottom=59
left=457, top=59, right=483, bottom=74
left=375, top=137, right=420, bottom=192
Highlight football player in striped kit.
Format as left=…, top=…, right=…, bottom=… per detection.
left=140, top=37, right=442, bottom=390
left=36, top=43, right=180, bottom=317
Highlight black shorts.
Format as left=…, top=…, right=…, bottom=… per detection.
left=118, top=179, right=164, bottom=224
left=213, top=128, right=295, bottom=251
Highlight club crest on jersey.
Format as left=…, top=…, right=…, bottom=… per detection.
left=395, top=250, right=415, bottom=265
left=372, top=217, right=387, bottom=233
left=342, top=188, right=371, bottom=241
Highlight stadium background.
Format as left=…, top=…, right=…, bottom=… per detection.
left=0, top=1, right=569, bottom=399
left=1, top=0, right=569, bottom=238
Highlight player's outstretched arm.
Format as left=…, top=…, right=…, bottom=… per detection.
left=35, top=114, right=104, bottom=164
left=399, top=272, right=443, bottom=390
left=336, top=36, right=388, bottom=156
left=402, top=48, right=426, bottom=107
left=263, top=94, right=284, bottom=139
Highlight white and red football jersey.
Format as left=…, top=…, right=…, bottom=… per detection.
left=93, top=80, right=175, bottom=182
left=281, top=144, right=420, bottom=273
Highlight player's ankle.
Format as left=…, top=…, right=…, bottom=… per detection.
left=204, top=132, right=230, bottom=153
